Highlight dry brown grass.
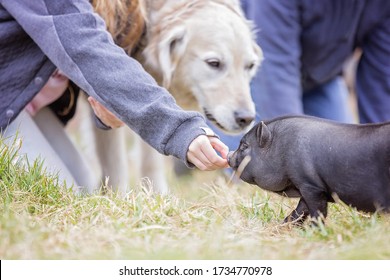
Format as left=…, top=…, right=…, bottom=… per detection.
left=1, top=136, right=390, bottom=260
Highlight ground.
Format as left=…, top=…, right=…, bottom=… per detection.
left=1, top=137, right=390, bottom=260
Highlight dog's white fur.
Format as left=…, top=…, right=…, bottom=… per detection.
left=87, top=0, right=263, bottom=194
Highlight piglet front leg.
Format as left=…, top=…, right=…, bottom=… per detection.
left=283, top=197, right=310, bottom=224
left=297, top=183, right=329, bottom=226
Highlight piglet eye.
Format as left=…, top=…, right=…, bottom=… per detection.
left=240, top=143, right=248, bottom=151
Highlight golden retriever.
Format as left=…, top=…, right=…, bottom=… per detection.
left=85, top=0, right=263, bottom=193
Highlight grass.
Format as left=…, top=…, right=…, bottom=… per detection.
left=1, top=135, right=390, bottom=260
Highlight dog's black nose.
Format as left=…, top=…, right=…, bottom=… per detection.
left=234, top=110, right=255, bottom=128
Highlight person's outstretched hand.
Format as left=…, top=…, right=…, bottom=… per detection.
left=88, top=96, right=125, bottom=128
left=187, top=134, right=229, bottom=170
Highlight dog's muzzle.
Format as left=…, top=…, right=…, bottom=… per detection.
left=234, top=110, right=255, bottom=129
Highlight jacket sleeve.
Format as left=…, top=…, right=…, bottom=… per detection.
left=245, top=0, right=302, bottom=119
left=356, top=17, right=390, bottom=123
left=0, top=0, right=208, bottom=162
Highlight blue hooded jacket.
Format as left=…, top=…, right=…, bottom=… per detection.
left=0, top=0, right=209, bottom=163
left=241, top=0, right=390, bottom=123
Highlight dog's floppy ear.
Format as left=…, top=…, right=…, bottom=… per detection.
left=256, top=121, right=271, bottom=148
left=156, top=26, right=189, bottom=88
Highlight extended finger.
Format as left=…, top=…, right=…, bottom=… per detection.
left=87, top=96, right=99, bottom=114
left=209, top=137, right=229, bottom=159
left=187, top=153, right=208, bottom=171
left=187, top=138, right=215, bottom=170
left=199, top=138, right=228, bottom=168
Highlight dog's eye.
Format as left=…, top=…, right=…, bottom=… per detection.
left=245, top=62, right=255, bottom=71
left=206, top=59, right=221, bottom=69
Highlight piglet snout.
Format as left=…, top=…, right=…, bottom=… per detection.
left=227, top=151, right=234, bottom=167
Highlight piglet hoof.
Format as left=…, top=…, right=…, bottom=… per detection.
left=282, top=215, right=305, bottom=226
left=283, top=209, right=308, bottom=226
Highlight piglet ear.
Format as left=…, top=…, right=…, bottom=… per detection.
left=256, top=121, right=271, bottom=148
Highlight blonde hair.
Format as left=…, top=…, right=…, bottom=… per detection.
left=91, top=0, right=146, bottom=54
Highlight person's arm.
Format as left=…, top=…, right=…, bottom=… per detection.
left=1, top=0, right=225, bottom=167
left=245, top=0, right=302, bottom=119
left=356, top=17, right=390, bottom=123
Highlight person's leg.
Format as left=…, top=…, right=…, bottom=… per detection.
left=33, top=107, right=99, bottom=192
left=2, top=109, right=78, bottom=189
left=2, top=108, right=98, bottom=193
left=302, top=77, right=355, bottom=123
